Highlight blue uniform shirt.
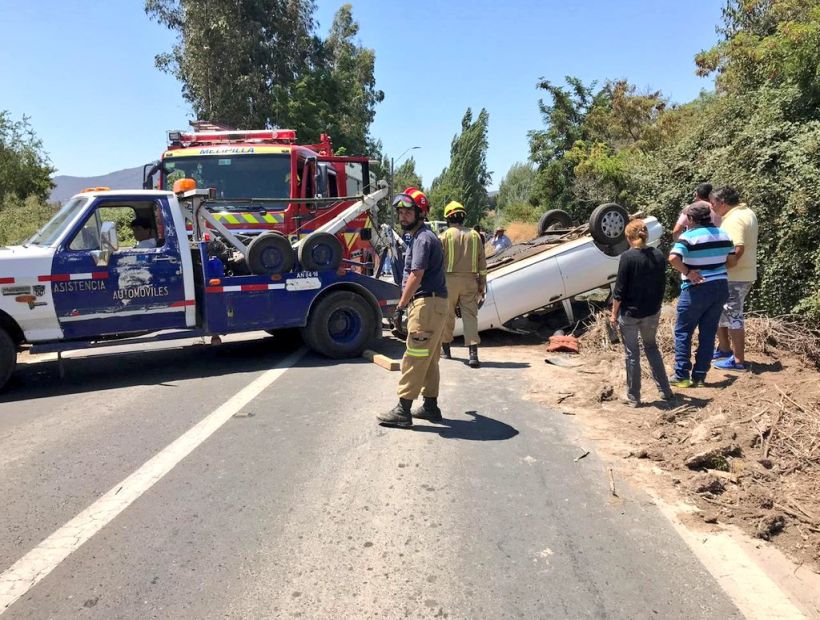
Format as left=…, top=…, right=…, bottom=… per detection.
left=403, top=223, right=447, bottom=297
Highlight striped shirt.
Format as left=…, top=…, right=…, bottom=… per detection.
left=670, top=226, right=735, bottom=289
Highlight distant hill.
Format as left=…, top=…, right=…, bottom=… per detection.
left=50, top=166, right=145, bottom=204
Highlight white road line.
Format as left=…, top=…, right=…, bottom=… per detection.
left=0, top=347, right=306, bottom=613
left=651, top=493, right=808, bottom=619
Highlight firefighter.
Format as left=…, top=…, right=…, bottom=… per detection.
left=378, top=188, right=448, bottom=428
left=439, top=201, right=487, bottom=368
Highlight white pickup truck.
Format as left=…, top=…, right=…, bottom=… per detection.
left=454, top=203, right=663, bottom=335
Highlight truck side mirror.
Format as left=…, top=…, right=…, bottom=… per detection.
left=93, top=221, right=119, bottom=267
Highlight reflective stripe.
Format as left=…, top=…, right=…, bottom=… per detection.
left=471, top=232, right=478, bottom=272
left=405, top=346, right=430, bottom=358
left=242, top=213, right=258, bottom=224
left=447, top=231, right=455, bottom=272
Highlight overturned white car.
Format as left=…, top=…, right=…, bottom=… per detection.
left=455, top=203, right=663, bottom=335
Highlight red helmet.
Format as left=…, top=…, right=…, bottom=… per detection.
left=393, top=186, right=429, bottom=216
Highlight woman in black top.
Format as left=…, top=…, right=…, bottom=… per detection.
left=609, top=220, right=674, bottom=407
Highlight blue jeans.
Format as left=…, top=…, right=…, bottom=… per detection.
left=674, top=280, right=729, bottom=381
left=619, top=312, right=672, bottom=404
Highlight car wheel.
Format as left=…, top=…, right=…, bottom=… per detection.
left=0, top=328, right=17, bottom=391
left=298, top=232, right=343, bottom=271
left=589, top=203, right=629, bottom=246
left=301, top=290, right=376, bottom=358
left=537, top=209, right=573, bottom=236
left=247, top=232, right=295, bottom=275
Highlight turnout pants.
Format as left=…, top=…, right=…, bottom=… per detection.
left=441, top=273, right=481, bottom=346
left=397, top=296, right=448, bottom=400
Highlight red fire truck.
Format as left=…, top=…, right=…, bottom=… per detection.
left=142, top=125, right=379, bottom=273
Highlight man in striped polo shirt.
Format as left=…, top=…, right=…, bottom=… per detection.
left=668, top=203, right=735, bottom=387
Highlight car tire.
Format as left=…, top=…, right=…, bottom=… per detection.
left=537, top=209, right=573, bottom=236
left=589, top=203, right=629, bottom=246
left=301, top=290, right=375, bottom=358
left=247, top=232, right=294, bottom=275
left=298, top=232, right=343, bottom=272
left=0, top=328, right=17, bottom=392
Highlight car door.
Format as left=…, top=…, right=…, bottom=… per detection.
left=50, top=196, right=189, bottom=339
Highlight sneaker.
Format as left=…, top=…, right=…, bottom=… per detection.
left=670, top=376, right=693, bottom=388
left=691, top=379, right=706, bottom=388
left=713, top=356, right=748, bottom=371
left=660, top=391, right=675, bottom=401
left=712, top=348, right=732, bottom=360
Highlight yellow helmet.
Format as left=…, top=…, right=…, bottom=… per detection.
left=444, top=201, right=466, bottom=218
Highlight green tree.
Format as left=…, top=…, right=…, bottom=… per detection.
left=145, top=1, right=382, bottom=154
left=527, top=77, right=600, bottom=215
left=497, top=162, right=536, bottom=208
left=638, top=0, right=820, bottom=318
left=0, top=111, right=55, bottom=202
left=695, top=0, right=820, bottom=106
left=429, top=108, right=492, bottom=223
left=0, top=194, right=57, bottom=246
left=393, top=157, right=423, bottom=194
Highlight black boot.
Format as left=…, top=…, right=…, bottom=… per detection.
left=377, top=398, right=413, bottom=428
left=468, top=345, right=480, bottom=368
left=412, top=396, right=443, bottom=422
left=441, top=343, right=452, bottom=359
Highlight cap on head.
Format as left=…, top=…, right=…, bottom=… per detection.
left=495, top=226, right=505, bottom=233
left=685, top=203, right=712, bottom=224
left=443, top=201, right=466, bottom=218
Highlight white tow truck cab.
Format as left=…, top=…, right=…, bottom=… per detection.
left=0, top=185, right=400, bottom=391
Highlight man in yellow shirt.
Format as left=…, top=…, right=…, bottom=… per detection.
left=711, top=187, right=758, bottom=371
left=439, top=201, right=487, bottom=368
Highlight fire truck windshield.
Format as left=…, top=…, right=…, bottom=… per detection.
left=162, top=154, right=292, bottom=207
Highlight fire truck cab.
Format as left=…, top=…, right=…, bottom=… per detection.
left=143, top=127, right=377, bottom=273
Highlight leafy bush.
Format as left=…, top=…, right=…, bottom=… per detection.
left=0, top=194, right=58, bottom=246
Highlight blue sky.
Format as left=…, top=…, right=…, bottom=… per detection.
left=0, top=1, right=723, bottom=189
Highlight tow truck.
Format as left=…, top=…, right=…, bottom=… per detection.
left=142, top=124, right=379, bottom=274
left=0, top=182, right=400, bottom=391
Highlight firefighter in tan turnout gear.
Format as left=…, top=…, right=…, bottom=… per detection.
left=377, top=188, right=448, bottom=428
left=439, top=201, right=487, bottom=368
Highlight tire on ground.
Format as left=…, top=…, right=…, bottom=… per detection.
left=247, top=232, right=294, bottom=275
left=537, top=209, right=573, bottom=236
left=301, top=290, right=376, bottom=358
left=0, top=328, right=17, bottom=391
left=589, top=203, right=629, bottom=246
left=298, top=232, right=343, bottom=271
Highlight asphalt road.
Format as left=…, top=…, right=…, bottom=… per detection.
left=0, top=332, right=742, bottom=619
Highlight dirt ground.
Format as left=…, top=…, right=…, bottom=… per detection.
left=477, top=316, right=820, bottom=575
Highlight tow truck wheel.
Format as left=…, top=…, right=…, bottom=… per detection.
left=537, top=209, right=573, bottom=236
left=589, top=203, right=629, bottom=246
left=302, top=290, right=375, bottom=358
left=298, top=232, right=343, bottom=271
left=0, top=328, right=17, bottom=391
left=247, top=232, right=295, bottom=275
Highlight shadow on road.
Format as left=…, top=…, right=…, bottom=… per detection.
left=1, top=337, right=349, bottom=403
left=412, top=410, right=519, bottom=441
